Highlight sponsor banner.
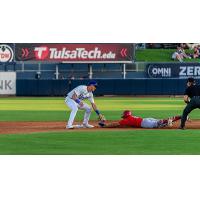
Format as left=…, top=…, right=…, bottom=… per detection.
left=15, top=43, right=134, bottom=63
left=0, top=72, right=16, bottom=95
left=0, top=44, right=14, bottom=62
left=146, top=63, right=200, bottom=78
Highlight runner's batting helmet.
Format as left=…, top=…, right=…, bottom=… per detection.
left=121, top=110, right=132, bottom=118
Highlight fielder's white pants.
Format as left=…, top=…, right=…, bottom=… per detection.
left=65, top=97, right=92, bottom=126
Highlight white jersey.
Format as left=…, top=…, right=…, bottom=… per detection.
left=67, top=85, right=95, bottom=103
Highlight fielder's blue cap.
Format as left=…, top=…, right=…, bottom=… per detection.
left=88, top=80, right=98, bottom=87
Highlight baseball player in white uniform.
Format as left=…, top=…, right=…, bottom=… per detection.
left=65, top=81, right=105, bottom=129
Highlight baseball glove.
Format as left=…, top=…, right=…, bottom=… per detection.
left=98, top=114, right=106, bottom=121
left=98, top=121, right=106, bottom=127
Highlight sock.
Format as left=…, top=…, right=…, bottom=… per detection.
left=172, top=115, right=181, bottom=122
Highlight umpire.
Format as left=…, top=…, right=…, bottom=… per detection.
left=179, top=77, right=200, bottom=129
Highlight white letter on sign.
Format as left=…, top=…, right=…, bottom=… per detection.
left=35, top=47, right=47, bottom=59
left=179, top=66, right=186, bottom=76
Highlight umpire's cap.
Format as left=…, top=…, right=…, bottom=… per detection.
left=187, top=77, right=195, bottom=83
left=88, top=80, right=98, bottom=87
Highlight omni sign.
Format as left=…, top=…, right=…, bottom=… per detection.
left=152, top=67, right=171, bottom=77
left=148, top=65, right=171, bottom=78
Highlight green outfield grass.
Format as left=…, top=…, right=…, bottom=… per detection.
left=0, top=96, right=200, bottom=154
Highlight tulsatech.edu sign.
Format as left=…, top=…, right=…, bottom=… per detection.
left=15, top=43, right=134, bottom=63
left=146, top=63, right=200, bottom=78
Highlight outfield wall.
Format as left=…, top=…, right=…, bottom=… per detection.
left=16, top=79, right=192, bottom=96
left=0, top=72, right=16, bottom=95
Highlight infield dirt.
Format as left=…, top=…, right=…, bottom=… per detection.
left=0, top=120, right=199, bottom=134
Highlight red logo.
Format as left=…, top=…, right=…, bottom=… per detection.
left=0, top=45, right=14, bottom=62
left=21, top=48, right=29, bottom=58
left=34, top=46, right=49, bottom=60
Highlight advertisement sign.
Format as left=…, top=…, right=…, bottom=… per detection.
left=0, top=72, right=16, bottom=95
left=15, top=43, right=134, bottom=63
left=146, top=63, right=200, bottom=78
left=0, top=44, right=14, bottom=62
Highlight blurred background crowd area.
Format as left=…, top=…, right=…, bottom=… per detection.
left=135, top=43, right=200, bottom=62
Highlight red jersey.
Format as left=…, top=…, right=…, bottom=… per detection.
left=119, top=115, right=143, bottom=127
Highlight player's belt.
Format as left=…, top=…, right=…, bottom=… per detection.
left=66, top=96, right=76, bottom=101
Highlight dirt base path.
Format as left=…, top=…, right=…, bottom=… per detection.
left=0, top=120, right=199, bottom=134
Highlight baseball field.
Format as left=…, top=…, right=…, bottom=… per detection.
left=0, top=96, right=200, bottom=155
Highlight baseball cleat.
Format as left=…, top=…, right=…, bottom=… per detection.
left=66, top=125, right=74, bottom=129
left=82, top=123, right=94, bottom=128
left=171, top=115, right=181, bottom=122
left=167, top=118, right=173, bottom=127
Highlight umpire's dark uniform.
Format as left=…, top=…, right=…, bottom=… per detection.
left=180, top=78, right=200, bottom=129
